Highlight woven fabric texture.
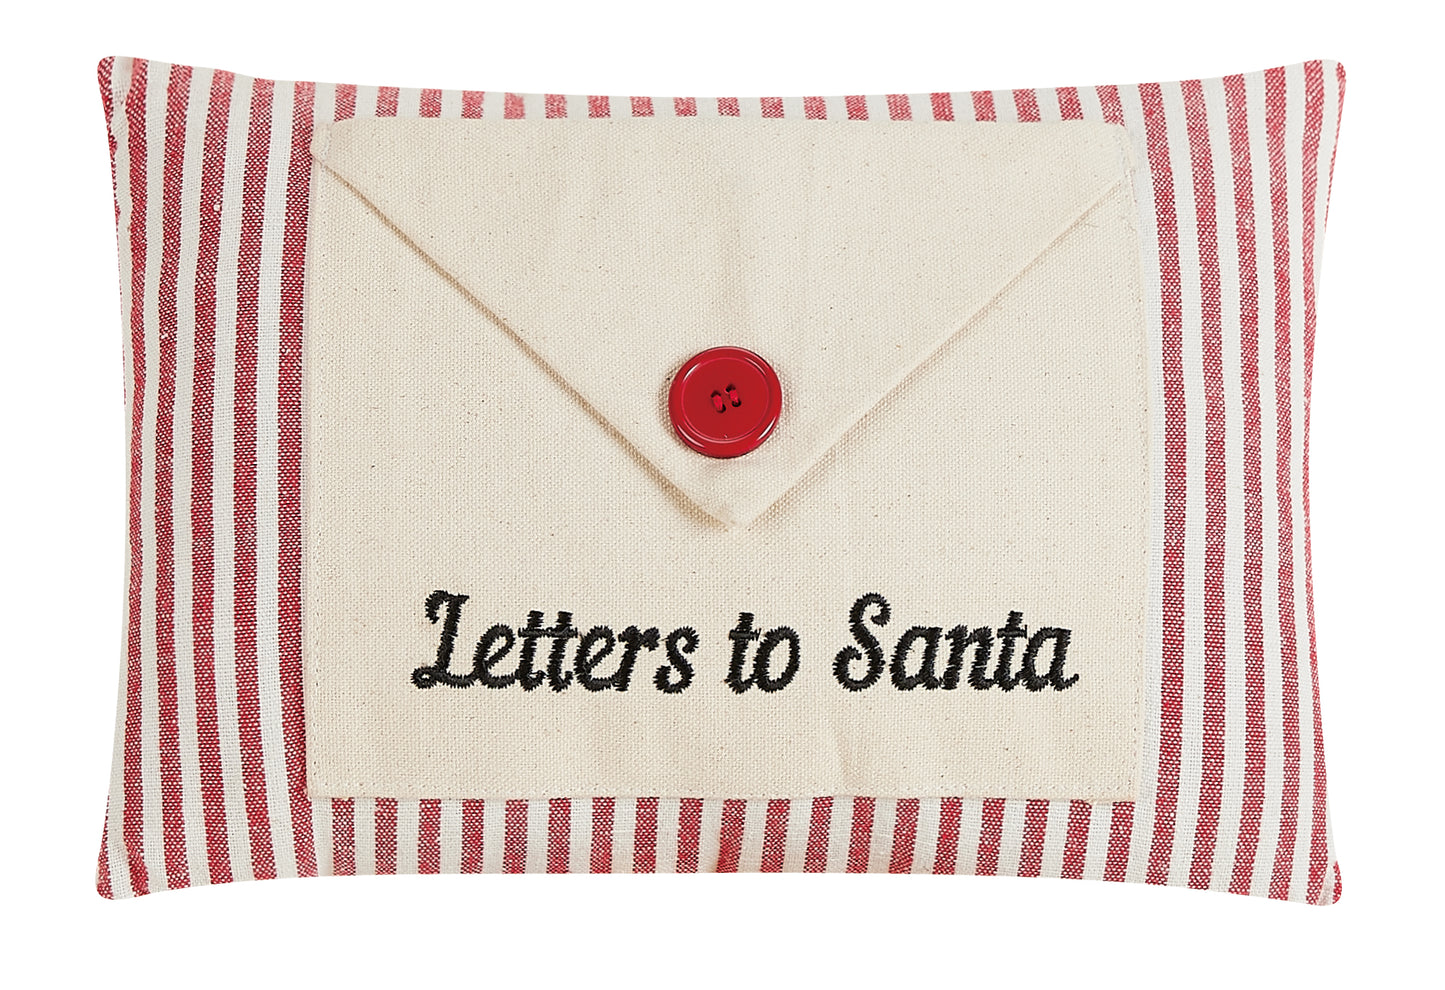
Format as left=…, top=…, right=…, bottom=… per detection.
left=303, top=115, right=1150, bottom=802
left=94, top=56, right=1344, bottom=903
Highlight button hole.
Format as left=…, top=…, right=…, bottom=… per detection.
left=710, top=390, right=726, bottom=413
left=727, top=385, right=741, bottom=407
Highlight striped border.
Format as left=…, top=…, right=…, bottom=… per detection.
left=96, top=58, right=1344, bottom=903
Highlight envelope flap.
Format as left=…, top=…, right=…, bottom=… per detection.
left=314, top=116, right=1133, bottom=527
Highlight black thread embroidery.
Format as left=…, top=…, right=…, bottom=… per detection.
left=833, top=593, right=890, bottom=691
left=724, top=612, right=761, bottom=694
left=617, top=625, right=661, bottom=691
left=755, top=626, right=801, bottom=693
left=991, top=611, right=1028, bottom=692
left=1023, top=627, right=1076, bottom=691
left=518, top=610, right=578, bottom=692
left=409, top=590, right=1080, bottom=697
left=725, top=613, right=801, bottom=693
left=474, top=624, right=520, bottom=689
left=830, top=598, right=1077, bottom=694
left=656, top=626, right=698, bottom=694
left=890, top=626, right=944, bottom=690
left=947, top=625, right=995, bottom=691
left=574, top=625, right=623, bottom=692
left=412, top=590, right=473, bottom=688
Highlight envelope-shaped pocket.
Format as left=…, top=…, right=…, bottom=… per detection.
left=303, top=116, right=1149, bottom=801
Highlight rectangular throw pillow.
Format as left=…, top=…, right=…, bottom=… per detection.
left=93, top=55, right=1345, bottom=903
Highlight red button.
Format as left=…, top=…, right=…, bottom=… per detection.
left=668, top=347, right=781, bottom=458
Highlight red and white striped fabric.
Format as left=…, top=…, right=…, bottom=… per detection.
left=94, top=56, right=1345, bottom=903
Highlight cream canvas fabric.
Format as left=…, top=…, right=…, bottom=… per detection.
left=303, top=117, right=1150, bottom=800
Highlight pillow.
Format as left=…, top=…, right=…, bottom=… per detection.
left=93, top=55, right=1345, bottom=904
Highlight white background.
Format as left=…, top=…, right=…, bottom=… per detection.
left=1, top=1, right=1440, bottom=986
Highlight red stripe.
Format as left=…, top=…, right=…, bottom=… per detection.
left=975, top=799, right=1005, bottom=876
left=630, top=96, right=654, bottom=117
left=673, top=97, right=697, bottom=117
left=1264, top=66, right=1302, bottom=902
left=803, top=96, right=826, bottom=120
left=233, top=75, right=277, bottom=882
left=1300, top=59, right=1333, bottom=906
left=1096, top=85, right=1125, bottom=126
left=1018, top=799, right=1050, bottom=877
left=760, top=799, right=789, bottom=872
left=844, top=95, right=868, bottom=120
left=718, top=97, right=740, bottom=117
left=970, top=90, right=996, bottom=122
left=376, top=86, right=399, bottom=117
left=331, top=799, right=355, bottom=875
left=1012, top=88, right=1041, bottom=122
left=375, top=798, right=397, bottom=874
left=591, top=797, right=615, bottom=873
left=588, top=94, right=609, bottom=118
left=503, top=799, right=528, bottom=873
left=420, top=88, right=442, bottom=117
left=803, top=796, right=832, bottom=872
left=1057, top=86, right=1084, bottom=120
left=1323, top=65, right=1350, bottom=902
left=121, top=55, right=151, bottom=900
left=461, top=90, right=485, bottom=118
left=676, top=798, right=702, bottom=872
left=886, top=93, right=911, bottom=120
left=1104, top=802, right=1134, bottom=881
left=717, top=799, right=746, bottom=872
left=933, top=797, right=961, bottom=874
left=98, top=58, right=118, bottom=225
left=761, top=96, right=784, bottom=118
left=546, top=93, right=567, bottom=118
left=418, top=799, right=441, bottom=874
left=460, top=799, right=484, bottom=873
left=97, top=811, right=114, bottom=898
left=191, top=68, right=235, bottom=887
left=1182, top=77, right=1228, bottom=892
left=279, top=80, right=318, bottom=879
left=846, top=797, right=874, bottom=873
left=1140, top=80, right=1187, bottom=889
left=504, top=93, right=525, bottom=119
left=1060, top=800, right=1092, bottom=880
left=154, top=62, right=193, bottom=891
left=1328, top=64, right=1347, bottom=218
left=929, top=92, right=954, bottom=121
left=547, top=798, right=570, bottom=872
left=888, top=799, right=918, bottom=873
left=630, top=798, right=654, bottom=873
left=333, top=83, right=356, bottom=120
left=1223, top=71, right=1267, bottom=897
